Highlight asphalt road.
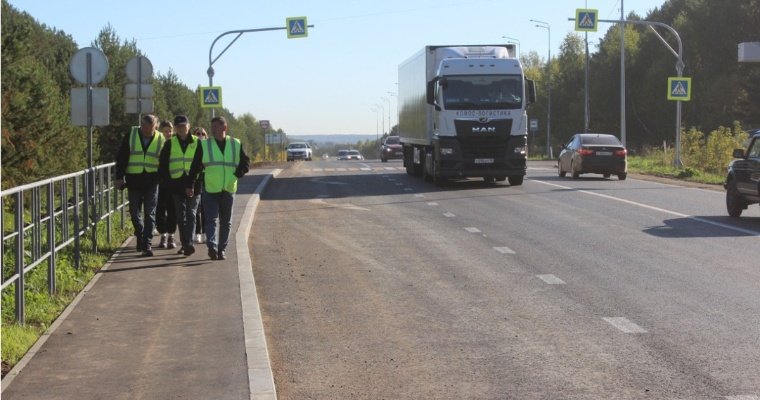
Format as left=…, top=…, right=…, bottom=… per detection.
left=251, top=159, right=760, bottom=400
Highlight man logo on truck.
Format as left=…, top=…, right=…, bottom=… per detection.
left=472, top=127, right=497, bottom=133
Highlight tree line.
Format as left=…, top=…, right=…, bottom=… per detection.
left=522, top=0, right=760, bottom=153
left=3, top=0, right=760, bottom=189
left=1, top=0, right=279, bottom=189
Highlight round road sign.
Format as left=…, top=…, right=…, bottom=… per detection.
left=69, top=47, right=109, bottom=85
left=126, top=56, right=154, bottom=83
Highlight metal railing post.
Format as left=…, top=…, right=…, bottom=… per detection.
left=73, top=176, right=81, bottom=269
left=48, top=181, right=56, bottom=294
left=15, top=191, right=25, bottom=324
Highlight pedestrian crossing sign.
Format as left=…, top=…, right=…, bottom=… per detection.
left=200, top=86, right=222, bottom=108
left=286, top=17, right=308, bottom=39
left=575, top=9, right=598, bottom=32
left=667, top=77, right=691, bottom=101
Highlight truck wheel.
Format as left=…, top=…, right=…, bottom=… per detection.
left=495, top=176, right=507, bottom=182
left=617, top=173, right=627, bottom=180
left=508, top=176, right=524, bottom=186
left=726, top=180, right=745, bottom=218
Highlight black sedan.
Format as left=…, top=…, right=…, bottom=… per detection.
left=558, top=133, right=627, bottom=180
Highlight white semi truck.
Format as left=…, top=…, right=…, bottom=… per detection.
left=398, top=45, right=536, bottom=185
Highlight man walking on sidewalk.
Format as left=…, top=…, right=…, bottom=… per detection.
left=159, top=115, right=203, bottom=256
left=194, top=116, right=249, bottom=261
left=115, top=114, right=165, bottom=257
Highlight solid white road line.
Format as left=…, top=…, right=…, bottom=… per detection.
left=725, top=396, right=760, bottom=400
left=414, top=194, right=425, bottom=198
left=602, top=317, right=647, bottom=333
left=427, top=202, right=439, bottom=206
left=530, top=179, right=760, bottom=237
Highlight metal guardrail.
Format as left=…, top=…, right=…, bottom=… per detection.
left=1, top=163, right=128, bottom=325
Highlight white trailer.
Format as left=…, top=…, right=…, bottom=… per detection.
left=398, top=45, right=536, bottom=185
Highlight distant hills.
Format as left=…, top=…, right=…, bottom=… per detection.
left=287, top=134, right=377, bottom=145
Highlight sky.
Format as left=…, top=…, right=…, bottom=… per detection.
left=8, top=0, right=666, bottom=135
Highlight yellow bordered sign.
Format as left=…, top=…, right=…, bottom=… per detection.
left=575, top=9, right=599, bottom=32
left=667, top=77, right=691, bottom=101
left=286, top=17, right=308, bottom=39
left=200, top=86, right=222, bottom=108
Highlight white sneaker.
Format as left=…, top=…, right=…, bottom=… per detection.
left=158, top=233, right=168, bottom=248
left=195, top=233, right=203, bottom=243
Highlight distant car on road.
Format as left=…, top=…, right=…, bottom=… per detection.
left=725, top=129, right=760, bottom=217
left=557, top=133, right=627, bottom=180
left=337, top=149, right=364, bottom=161
left=380, top=135, right=403, bottom=162
left=286, top=142, right=312, bottom=161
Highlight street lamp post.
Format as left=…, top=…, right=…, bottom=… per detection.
left=381, top=97, right=391, bottom=135
left=374, top=103, right=385, bottom=136
left=502, top=36, right=521, bottom=57
left=531, top=19, right=552, bottom=159
left=206, top=23, right=314, bottom=117
left=387, top=91, right=397, bottom=132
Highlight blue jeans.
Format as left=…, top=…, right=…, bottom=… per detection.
left=202, top=191, right=234, bottom=252
left=128, top=185, right=159, bottom=246
left=173, top=193, right=201, bottom=247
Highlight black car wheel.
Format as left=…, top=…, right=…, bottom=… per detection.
left=726, top=180, right=745, bottom=218
left=508, top=176, right=524, bottom=186
left=571, top=162, right=580, bottom=179
left=617, top=173, right=626, bottom=180
left=558, top=162, right=566, bottom=177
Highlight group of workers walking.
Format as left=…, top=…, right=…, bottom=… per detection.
left=115, top=114, right=250, bottom=261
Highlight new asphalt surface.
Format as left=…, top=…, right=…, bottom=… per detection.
left=1, top=169, right=281, bottom=400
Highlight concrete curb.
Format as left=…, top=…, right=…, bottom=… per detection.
left=237, top=169, right=281, bottom=400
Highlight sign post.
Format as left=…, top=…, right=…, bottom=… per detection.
left=69, top=47, right=110, bottom=254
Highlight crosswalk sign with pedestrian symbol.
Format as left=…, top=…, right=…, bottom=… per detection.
left=200, top=86, right=222, bottom=108
left=667, top=77, right=691, bottom=101
left=575, top=9, right=598, bottom=32
left=286, top=17, right=308, bottom=39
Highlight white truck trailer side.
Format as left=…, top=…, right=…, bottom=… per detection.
left=398, top=45, right=536, bottom=185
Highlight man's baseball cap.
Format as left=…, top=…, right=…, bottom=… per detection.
left=174, top=115, right=189, bottom=125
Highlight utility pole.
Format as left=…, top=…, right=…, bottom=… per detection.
left=531, top=20, right=552, bottom=158
left=620, top=0, right=627, bottom=146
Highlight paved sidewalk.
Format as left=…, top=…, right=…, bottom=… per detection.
left=2, top=170, right=279, bottom=400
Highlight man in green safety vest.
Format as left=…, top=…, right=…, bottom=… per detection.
left=189, top=116, right=249, bottom=261
left=159, top=115, right=203, bottom=256
left=115, top=114, right=165, bottom=256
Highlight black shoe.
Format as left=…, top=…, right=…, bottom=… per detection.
left=184, top=245, right=195, bottom=256
left=141, top=245, right=154, bottom=257
left=136, top=237, right=144, bottom=252
left=218, top=250, right=226, bottom=260
left=177, top=247, right=186, bottom=255
left=208, top=248, right=218, bottom=260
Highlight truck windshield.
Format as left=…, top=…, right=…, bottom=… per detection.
left=442, top=75, right=523, bottom=110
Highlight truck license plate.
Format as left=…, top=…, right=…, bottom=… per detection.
left=474, top=158, right=494, bottom=164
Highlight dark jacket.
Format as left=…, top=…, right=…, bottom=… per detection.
left=158, top=135, right=204, bottom=195
left=115, top=130, right=161, bottom=190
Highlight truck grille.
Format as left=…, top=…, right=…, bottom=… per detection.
left=454, top=119, right=512, bottom=158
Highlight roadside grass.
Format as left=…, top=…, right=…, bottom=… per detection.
left=627, top=156, right=726, bottom=185
left=1, top=216, right=131, bottom=376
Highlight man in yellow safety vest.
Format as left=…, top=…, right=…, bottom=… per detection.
left=159, top=115, right=203, bottom=256
left=115, top=114, right=165, bottom=257
left=190, top=116, right=249, bottom=261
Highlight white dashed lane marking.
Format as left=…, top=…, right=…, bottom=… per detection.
left=443, top=212, right=456, bottom=218
left=414, top=194, right=425, bottom=198
left=493, top=246, right=516, bottom=254
left=427, top=202, right=439, bottom=206
left=464, top=227, right=481, bottom=233
left=536, top=274, right=565, bottom=284
left=603, top=317, right=647, bottom=333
